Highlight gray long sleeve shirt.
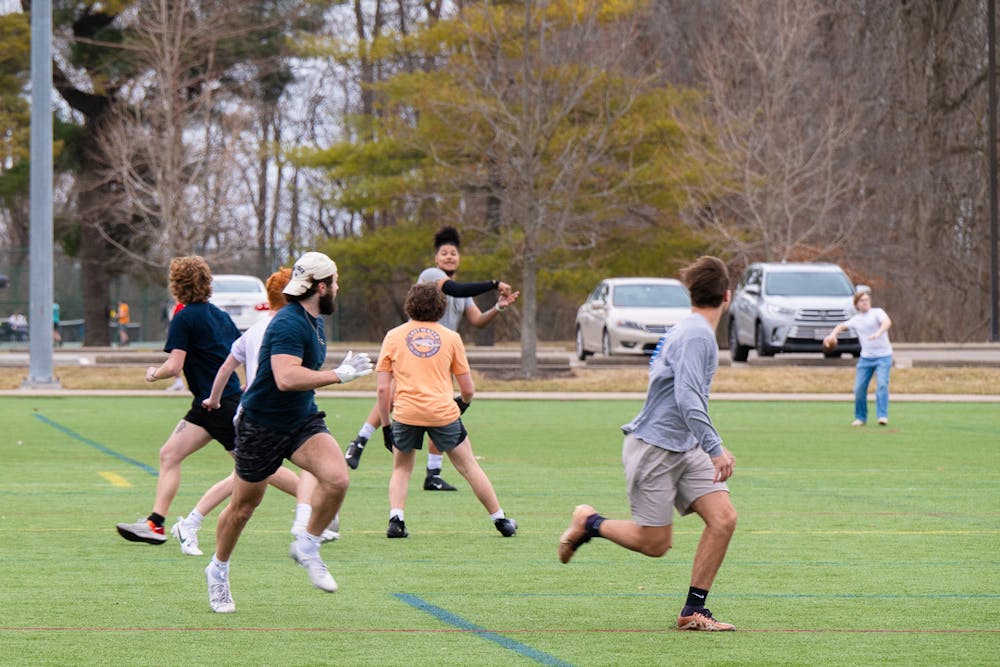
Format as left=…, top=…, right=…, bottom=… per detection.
left=621, top=312, right=724, bottom=457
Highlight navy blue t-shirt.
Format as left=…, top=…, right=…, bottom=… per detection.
left=241, top=301, right=327, bottom=430
left=164, top=302, right=242, bottom=407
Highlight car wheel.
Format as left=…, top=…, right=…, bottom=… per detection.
left=728, top=319, right=750, bottom=363
left=755, top=321, right=777, bottom=357
left=575, top=327, right=592, bottom=361
left=601, top=329, right=612, bottom=357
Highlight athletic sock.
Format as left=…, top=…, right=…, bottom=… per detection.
left=295, top=503, right=312, bottom=526
left=185, top=509, right=205, bottom=529
left=683, top=587, right=710, bottom=614
left=359, top=423, right=376, bottom=440
left=489, top=509, right=506, bottom=521
left=390, top=509, right=404, bottom=521
left=211, top=555, right=229, bottom=575
left=148, top=512, right=165, bottom=528
left=584, top=513, right=605, bottom=538
left=427, top=453, right=444, bottom=471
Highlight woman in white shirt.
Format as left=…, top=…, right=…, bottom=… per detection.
left=824, top=291, right=893, bottom=426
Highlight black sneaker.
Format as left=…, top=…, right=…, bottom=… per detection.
left=494, top=517, right=518, bottom=537
left=387, top=516, right=408, bottom=538
left=345, top=437, right=367, bottom=470
left=423, top=468, right=457, bottom=491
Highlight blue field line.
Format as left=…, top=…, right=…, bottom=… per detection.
left=394, top=593, right=574, bottom=667
left=33, top=413, right=158, bottom=477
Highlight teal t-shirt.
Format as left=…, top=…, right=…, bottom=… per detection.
left=241, top=301, right=327, bottom=430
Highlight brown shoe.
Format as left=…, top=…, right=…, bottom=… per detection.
left=557, top=504, right=596, bottom=564
left=677, top=608, right=736, bottom=631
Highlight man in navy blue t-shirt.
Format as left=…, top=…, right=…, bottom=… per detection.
left=203, top=251, right=373, bottom=613
left=116, top=256, right=243, bottom=546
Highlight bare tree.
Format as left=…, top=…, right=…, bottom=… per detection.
left=679, top=0, right=867, bottom=266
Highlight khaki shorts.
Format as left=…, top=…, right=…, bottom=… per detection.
left=622, top=433, right=729, bottom=527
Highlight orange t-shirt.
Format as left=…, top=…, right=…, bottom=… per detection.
left=376, top=320, right=470, bottom=427
left=117, top=302, right=130, bottom=325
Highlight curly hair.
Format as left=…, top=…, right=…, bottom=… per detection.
left=405, top=282, right=447, bottom=322
left=169, top=256, right=213, bottom=305
left=434, top=225, right=460, bottom=250
left=266, top=267, right=292, bottom=311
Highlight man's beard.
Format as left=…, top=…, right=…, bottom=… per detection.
left=318, top=291, right=336, bottom=315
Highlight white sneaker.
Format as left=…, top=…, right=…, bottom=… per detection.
left=851, top=419, right=865, bottom=427
left=205, top=563, right=235, bottom=613
left=877, top=417, right=888, bottom=426
left=171, top=518, right=203, bottom=556
left=288, top=540, right=338, bottom=592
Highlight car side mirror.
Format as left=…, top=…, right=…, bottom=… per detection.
left=744, top=284, right=760, bottom=296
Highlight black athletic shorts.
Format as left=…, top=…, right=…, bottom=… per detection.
left=234, top=411, right=330, bottom=483
left=183, top=394, right=241, bottom=451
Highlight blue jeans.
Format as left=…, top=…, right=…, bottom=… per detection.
left=854, top=355, right=892, bottom=422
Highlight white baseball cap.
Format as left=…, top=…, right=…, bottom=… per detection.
left=283, top=251, right=337, bottom=296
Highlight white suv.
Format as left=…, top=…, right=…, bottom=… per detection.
left=728, top=262, right=863, bottom=361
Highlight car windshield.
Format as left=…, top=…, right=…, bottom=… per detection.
left=764, top=272, right=853, bottom=297
left=213, top=279, right=262, bottom=294
left=612, top=284, right=690, bottom=308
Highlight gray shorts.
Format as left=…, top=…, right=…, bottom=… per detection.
left=622, top=433, right=729, bottom=527
left=391, top=419, right=467, bottom=453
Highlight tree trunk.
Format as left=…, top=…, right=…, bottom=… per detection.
left=80, top=184, right=112, bottom=348
left=519, top=252, right=538, bottom=378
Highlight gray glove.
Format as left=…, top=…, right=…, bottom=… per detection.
left=334, top=350, right=373, bottom=384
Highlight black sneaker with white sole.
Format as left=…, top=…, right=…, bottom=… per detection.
left=344, top=437, right=367, bottom=470
left=423, top=468, right=457, bottom=491
left=387, top=516, right=408, bottom=538
left=494, top=517, right=518, bottom=537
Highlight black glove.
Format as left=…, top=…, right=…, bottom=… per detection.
left=455, top=397, right=470, bottom=414
left=383, top=425, right=396, bottom=452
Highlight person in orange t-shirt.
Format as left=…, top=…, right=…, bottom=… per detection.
left=117, top=300, right=131, bottom=346
left=375, top=282, right=517, bottom=540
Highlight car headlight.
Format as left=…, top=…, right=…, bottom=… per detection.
left=763, top=303, right=796, bottom=317
left=614, top=320, right=646, bottom=331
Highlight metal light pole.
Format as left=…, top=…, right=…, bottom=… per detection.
left=991, top=0, right=1000, bottom=342
left=24, top=0, right=60, bottom=388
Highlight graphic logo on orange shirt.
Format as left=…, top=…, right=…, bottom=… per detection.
left=406, top=327, right=441, bottom=358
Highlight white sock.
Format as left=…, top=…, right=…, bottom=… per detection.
left=390, top=508, right=404, bottom=521
left=359, top=422, right=376, bottom=440
left=211, top=555, right=229, bottom=574
left=297, top=531, right=322, bottom=555
left=490, top=509, right=505, bottom=521
left=185, top=509, right=205, bottom=530
left=294, top=503, right=312, bottom=527
left=427, top=453, right=444, bottom=470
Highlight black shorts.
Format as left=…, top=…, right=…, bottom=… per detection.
left=234, top=411, right=330, bottom=483
left=183, top=394, right=241, bottom=451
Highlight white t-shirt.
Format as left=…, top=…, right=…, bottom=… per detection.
left=230, top=314, right=274, bottom=387
left=845, top=308, right=892, bottom=358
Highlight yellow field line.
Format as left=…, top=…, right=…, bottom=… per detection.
left=99, top=471, right=131, bottom=488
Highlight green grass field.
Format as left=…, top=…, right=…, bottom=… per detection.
left=1, top=396, right=997, bottom=666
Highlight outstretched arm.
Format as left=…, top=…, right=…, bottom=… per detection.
left=202, top=353, right=242, bottom=410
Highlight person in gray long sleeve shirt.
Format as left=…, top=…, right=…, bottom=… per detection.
left=557, top=256, right=739, bottom=632
left=621, top=314, right=724, bottom=458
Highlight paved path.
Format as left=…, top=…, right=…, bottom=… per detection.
left=2, top=388, right=996, bottom=402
